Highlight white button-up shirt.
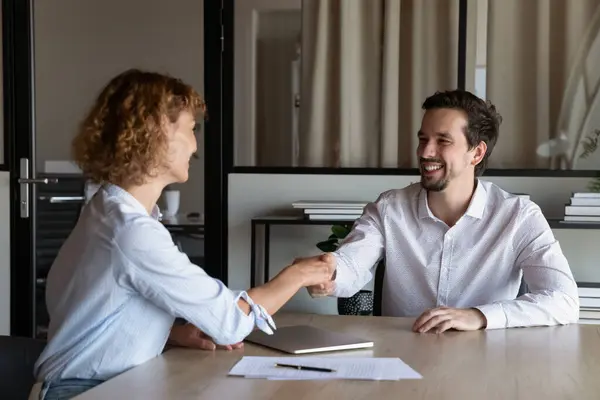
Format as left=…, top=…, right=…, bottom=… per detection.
left=35, top=184, right=273, bottom=382
left=332, top=180, right=579, bottom=329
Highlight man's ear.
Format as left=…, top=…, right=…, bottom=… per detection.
left=472, top=141, right=487, bottom=166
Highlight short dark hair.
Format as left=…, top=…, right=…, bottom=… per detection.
left=422, top=90, right=502, bottom=176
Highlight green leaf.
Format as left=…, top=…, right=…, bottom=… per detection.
left=316, top=238, right=338, bottom=252
left=317, top=224, right=352, bottom=252
left=331, top=224, right=350, bottom=239
left=587, top=177, right=600, bottom=192
left=579, top=129, right=600, bottom=159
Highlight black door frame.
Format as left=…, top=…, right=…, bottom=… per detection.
left=6, top=0, right=230, bottom=337
left=4, top=0, right=36, bottom=337
left=203, top=0, right=232, bottom=286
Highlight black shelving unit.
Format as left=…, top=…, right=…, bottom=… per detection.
left=547, top=219, right=600, bottom=229
left=35, top=174, right=86, bottom=339
left=249, top=215, right=600, bottom=287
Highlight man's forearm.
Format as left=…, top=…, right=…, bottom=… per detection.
left=330, top=253, right=374, bottom=297
left=475, top=291, right=579, bottom=329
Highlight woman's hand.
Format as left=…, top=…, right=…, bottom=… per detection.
left=288, top=253, right=336, bottom=287
left=168, top=323, right=244, bottom=350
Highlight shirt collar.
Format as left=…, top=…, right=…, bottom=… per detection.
left=464, top=180, right=487, bottom=219
left=418, top=179, right=487, bottom=220
left=102, top=183, right=162, bottom=220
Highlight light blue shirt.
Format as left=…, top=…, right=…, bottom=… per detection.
left=34, top=184, right=274, bottom=382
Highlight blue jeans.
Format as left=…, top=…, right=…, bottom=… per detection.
left=41, top=378, right=104, bottom=400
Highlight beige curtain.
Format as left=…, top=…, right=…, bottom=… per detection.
left=484, top=0, right=600, bottom=169
left=298, top=0, right=459, bottom=168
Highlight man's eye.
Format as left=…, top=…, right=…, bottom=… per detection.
left=193, top=123, right=201, bottom=134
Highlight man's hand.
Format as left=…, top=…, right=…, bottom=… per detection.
left=168, top=323, right=244, bottom=351
left=412, top=307, right=487, bottom=333
left=297, top=253, right=336, bottom=297
left=289, top=253, right=336, bottom=288
left=307, top=280, right=336, bottom=298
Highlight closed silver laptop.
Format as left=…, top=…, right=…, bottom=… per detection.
left=244, top=325, right=374, bottom=354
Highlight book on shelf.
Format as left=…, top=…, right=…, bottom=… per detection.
left=578, top=282, right=600, bottom=298
left=578, top=282, right=600, bottom=311
left=578, top=319, right=600, bottom=325
left=579, top=297, right=600, bottom=308
left=562, top=193, right=600, bottom=222
left=564, top=205, right=600, bottom=216
left=580, top=309, right=600, bottom=319
left=292, top=200, right=367, bottom=221
left=572, top=192, right=600, bottom=198
left=292, top=200, right=368, bottom=209
left=303, top=208, right=363, bottom=215
left=307, top=214, right=361, bottom=221
left=579, top=305, right=600, bottom=324
left=563, top=215, right=600, bottom=222
left=569, top=197, right=600, bottom=206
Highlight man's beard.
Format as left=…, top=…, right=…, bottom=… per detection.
left=420, top=176, right=449, bottom=192
left=420, top=157, right=449, bottom=191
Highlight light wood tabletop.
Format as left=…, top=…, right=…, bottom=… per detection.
left=75, top=312, right=600, bottom=399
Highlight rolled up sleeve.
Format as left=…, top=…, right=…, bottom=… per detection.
left=331, top=197, right=386, bottom=298
left=113, top=218, right=273, bottom=345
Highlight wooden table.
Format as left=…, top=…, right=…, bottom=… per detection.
left=75, top=313, right=600, bottom=399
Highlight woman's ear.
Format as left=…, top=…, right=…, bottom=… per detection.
left=161, top=114, right=175, bottom=138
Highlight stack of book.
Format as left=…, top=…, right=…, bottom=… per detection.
left=563, top=192, right=600, bottom=223
left=578, top=282, right=600, bottom=325
left=292, top=200, right=367, bottom=221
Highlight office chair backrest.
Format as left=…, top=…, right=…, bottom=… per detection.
left=373, top=260, right=385, bottom=316
left=0, top=336, right=46, bottom=398
left=517, top=279, right=529, bottom=297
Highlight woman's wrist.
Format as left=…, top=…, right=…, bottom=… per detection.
left=276, top=264, right=306, bottom=288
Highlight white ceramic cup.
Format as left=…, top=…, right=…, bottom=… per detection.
left=163, top=190, right=180, bottom=217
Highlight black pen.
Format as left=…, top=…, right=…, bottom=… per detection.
left=275, top=363, right=335, bottom=373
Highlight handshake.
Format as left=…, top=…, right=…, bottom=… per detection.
left=288, top=253, right=337, bottom=297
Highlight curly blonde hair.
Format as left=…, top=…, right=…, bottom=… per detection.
left=72, top=69, right=206, bottom=187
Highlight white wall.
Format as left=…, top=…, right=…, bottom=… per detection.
left=0, top=171, right=10, bottom=335
left=229, top=174, right=600, bottom=315
left=33, top=0, right=204, bottom=214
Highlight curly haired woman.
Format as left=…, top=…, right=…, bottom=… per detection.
left=29, top=69, right=335, bottom=399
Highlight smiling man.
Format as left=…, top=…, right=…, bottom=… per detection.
left=308, top=89, right=579, bottom=333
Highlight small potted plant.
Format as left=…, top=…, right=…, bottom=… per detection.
left=580, top=129, right=600, bottom=191
left=316, top=224, right=374, bottom=316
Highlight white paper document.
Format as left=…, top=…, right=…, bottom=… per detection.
left=228, top=356, right=422, bottom=381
